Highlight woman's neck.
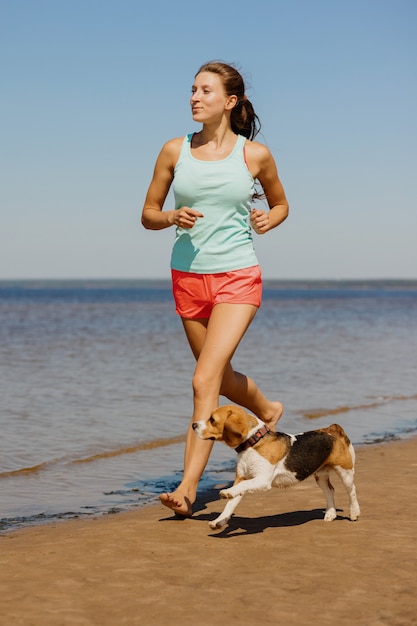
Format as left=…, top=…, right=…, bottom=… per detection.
left=193, top=122, right=237, bottom=151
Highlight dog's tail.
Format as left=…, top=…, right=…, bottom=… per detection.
left=322, top=423, right=352, bottom=447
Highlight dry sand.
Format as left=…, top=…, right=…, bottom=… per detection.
left=1, top=437, right=417, bottom=626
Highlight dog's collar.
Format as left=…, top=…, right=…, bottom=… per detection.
left=235, top=424, right=271, bottom=453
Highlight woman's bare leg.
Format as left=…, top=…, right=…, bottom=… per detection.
left=160, top=303, right=282, bottom=516
left=180, top=311, right=283, bottom=427
left=220, top=364, right=283, bottom=428
left=159, top=422, right=214, bottom=516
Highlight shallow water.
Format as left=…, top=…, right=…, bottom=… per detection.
left=1, top=279, right=416, bottom=531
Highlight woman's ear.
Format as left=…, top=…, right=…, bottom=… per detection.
left=225, top=94, right=238, bottom=110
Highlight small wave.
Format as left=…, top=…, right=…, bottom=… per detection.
left=0, top=433, right=186, bottom=479
left=0, top=460, right=60, bottom=478
left=71, top=434, right=186, bottom=465
left=302, top=393, right=417, bottom=420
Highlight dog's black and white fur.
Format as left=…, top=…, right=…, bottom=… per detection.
left=193, top=405, right=360, bottom=530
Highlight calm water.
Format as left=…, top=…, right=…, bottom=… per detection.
left=1, top=279, right=417, bottom=531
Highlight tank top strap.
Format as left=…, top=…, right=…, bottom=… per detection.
left=182, top=134, right=193, bottom=156
left=227, top=134, right=249, bottom=173
left=233, top=134, right=247, bottom=164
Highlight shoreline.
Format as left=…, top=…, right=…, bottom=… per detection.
left=0, top=432, right=411, bottom=535
left=3, top=425, right=417, bottom=534
left=1, top=436, right=417, bottom=625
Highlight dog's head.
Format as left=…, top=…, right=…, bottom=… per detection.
left=192, top=405, right=259, bottom=448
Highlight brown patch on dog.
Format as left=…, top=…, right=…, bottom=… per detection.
left=254, top=435, right=292, bottom=465
left=318, top=424, right=354, bottom=469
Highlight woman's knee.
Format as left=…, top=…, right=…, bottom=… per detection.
left=192, top=369, right=221, bottom=397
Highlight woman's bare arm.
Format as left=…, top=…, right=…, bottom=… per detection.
left=245, top=141, right=289, bottom=234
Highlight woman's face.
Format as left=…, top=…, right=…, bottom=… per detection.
left=190, top=71, right=236, bottom=123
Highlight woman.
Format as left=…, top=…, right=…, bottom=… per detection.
left=141, top=61, right=289, bottom=517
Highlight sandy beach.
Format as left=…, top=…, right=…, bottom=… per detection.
left=1, top=436, right=417, bottom=626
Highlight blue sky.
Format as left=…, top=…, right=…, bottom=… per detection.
left=1, top=0, right=416, bottom=279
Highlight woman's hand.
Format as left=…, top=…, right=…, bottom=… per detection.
left=174, top=207, right=204, bottom=229
left=250, top=208, right=271, bottom=234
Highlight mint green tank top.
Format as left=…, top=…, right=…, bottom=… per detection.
left=170, top=134, right=259, bottom=273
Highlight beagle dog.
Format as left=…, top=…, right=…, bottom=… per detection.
left=192, top=405, right=360, bottom=530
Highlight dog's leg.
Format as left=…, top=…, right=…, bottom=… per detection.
left=333, top=466, right=361, bottom=521
left=210, top=470, right=267, bottom=530
left=220, top=473, right=273, bottom=499
left=314, top=469, right=337, bottom=521
left=209, top=495, right=243, bottom=530
left=209, top=475, right=247, bottom=529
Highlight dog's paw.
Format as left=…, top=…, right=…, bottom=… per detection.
left=208, top=518, right=228, bottom=530
left=350, top=505, right=360, bottom=521
left=324, top=508, right=337, bottom=522
left=219, top=489, right=234, bottom=499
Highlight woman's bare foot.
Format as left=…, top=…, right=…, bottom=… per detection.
left=159, top=490, right=193, bottom=517
left=264, top=401, right=284, bottom=431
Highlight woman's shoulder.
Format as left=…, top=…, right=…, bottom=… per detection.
left=161, top=135, right=187, bottom=154
left=243, top=139, right=275, bottom=176
left=157, top=136, right=187, bottom=167
left=243, top=138, right=272, bottom=161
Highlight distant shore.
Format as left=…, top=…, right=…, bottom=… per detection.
left=1, top=436, right=416, bottom=625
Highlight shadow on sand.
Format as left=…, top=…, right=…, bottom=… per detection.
left=159, top=487, right=350, bottom=536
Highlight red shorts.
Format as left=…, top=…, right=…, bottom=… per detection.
left=171, top=266, right=262, bottom=319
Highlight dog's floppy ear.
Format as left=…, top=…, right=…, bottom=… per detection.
left=222, top=410, right=246, bottom=448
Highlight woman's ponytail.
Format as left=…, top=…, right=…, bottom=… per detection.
left=230, top=95, right=261, bottom=140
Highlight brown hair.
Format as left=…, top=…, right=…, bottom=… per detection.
left=195, top=61, right=261, bottom=140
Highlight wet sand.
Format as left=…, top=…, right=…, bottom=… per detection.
left=1, top=437, right=417, bottom=625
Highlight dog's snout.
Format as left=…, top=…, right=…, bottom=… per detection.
left=192, top=422, right=198, bottom=431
